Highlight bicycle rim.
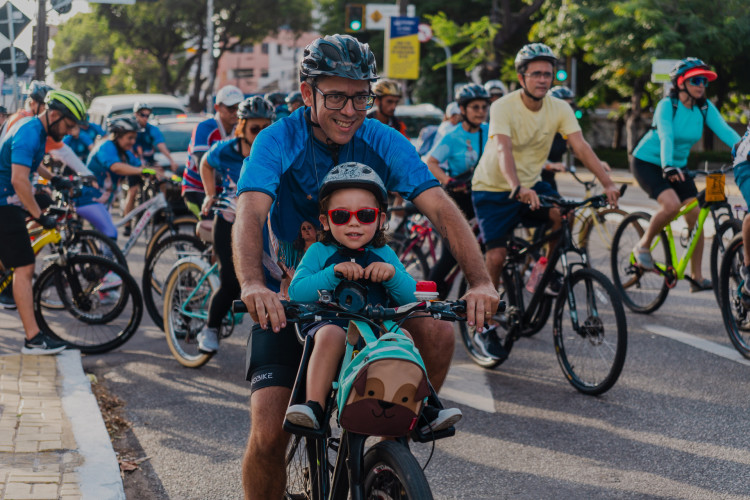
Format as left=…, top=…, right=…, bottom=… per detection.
left=34, top=255, right=143, bottom=354
left=719, top=235, right=750, bottom=358
left=611, top=212, right=670, bottom=314
left=553, top=268, right=627, bottom=395
left=363, top=441, right=433, bottom=500
left=163, top=261, right=215, bottom=368
left=456, top=277, right=506, bottom=368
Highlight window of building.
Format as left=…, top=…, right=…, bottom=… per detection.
left=234, top=68, right=254, bottom=78
left=261, top=43, right=269, bottom=54
left=277, top=44, right=282, bottom=55
left=261, top=68, right=269, bottom=77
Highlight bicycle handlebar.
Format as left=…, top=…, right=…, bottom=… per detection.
left=538, top=183, right=627, bottom=211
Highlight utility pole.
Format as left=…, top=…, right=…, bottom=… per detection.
left=397, top=0, right=408, bottom=102
left=35, top=0, right=46, bottom=80
left=205, top=0, right=215, bottom=113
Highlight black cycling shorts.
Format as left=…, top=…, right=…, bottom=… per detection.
left=0, top=205, right=34, bottom=268
left=246, top=322, right=304, bottom=394
left=631, top=157, right=698, bottom=202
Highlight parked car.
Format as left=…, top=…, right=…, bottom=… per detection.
left=149, top=113, right=205, bottom=172
left=88, top=93, right=187, bottom=130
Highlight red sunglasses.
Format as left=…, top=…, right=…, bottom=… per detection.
left=327, top=207, right=379, bottom=225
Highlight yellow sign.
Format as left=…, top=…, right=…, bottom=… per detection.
left=370, top=10, right=382, bottom=23
left=384, top=17, right=420, bottom=80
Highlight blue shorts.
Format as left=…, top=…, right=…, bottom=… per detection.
left=734, top=161, right=750, bottom=207
left=472, top=181, right=558, bottom=250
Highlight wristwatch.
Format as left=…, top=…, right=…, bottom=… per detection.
left=510, top=185, right=521, bottom=200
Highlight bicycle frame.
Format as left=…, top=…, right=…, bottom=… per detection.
left=114, top=191, right=168, bottom=257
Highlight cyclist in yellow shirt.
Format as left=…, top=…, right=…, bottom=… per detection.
left=471, top=43, right=620, bottom=359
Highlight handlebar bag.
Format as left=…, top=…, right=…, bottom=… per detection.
left=336, top=319, right=430, bottom=437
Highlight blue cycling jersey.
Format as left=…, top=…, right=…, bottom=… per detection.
left=428, top=122, right=488, bottom=177
left=0, top=116, right=47, bottom=207
left=236, top=107, right=438, bottom=290
left=63, top=133, right=93, bottom=162
left=83, top=140, right=141, bottom=206
left=135, top=122, right=165, bottom=162
left=206, top=137, right=244, bottom=187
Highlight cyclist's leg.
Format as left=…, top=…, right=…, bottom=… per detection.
left=631, top=158, right=681, bottom=249
left=403, top=316, right=454, bottom=390
left=183, top=191, right=204, bottom=219
left=472, top=190, right=523, bottom=289
left=525, top=181, right=561, bottom=260
left=732, top=162, right=750, bottom=274
left=206, top=217, right=240, bottom=330
left=123, top=175, right=142, bottom=233
left=76, top=202, right=118, bottom=240
left=669, top=175, right=703, bottom=282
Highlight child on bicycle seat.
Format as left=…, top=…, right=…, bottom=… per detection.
left=285, top=162, right=462, bottom=433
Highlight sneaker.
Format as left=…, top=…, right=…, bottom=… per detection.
left=100, top=271, right=122, bottom=291
left=98, top=290, right=121, bottom=306
left=544, top=271, right=564, bottom=296
left=0, top=289, right=16, bottom=310
left=285, top=401, right=324, bottom=430
left=419, top=405, right=462, bottom=434
left=740, top=266, right=750, bottom=307
left=632, top=245, right=654, bottom=270
left=22, top=332, right=66, bottom=355
left=123, top=225, right=132, bottom=237
left=197, top=326, right=219, bottom=353
left=472, top=325, right=508, bottom=361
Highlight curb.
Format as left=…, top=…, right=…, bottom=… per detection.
left=58, top=350, right=125, bottom=500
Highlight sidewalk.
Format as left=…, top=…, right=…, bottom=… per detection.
left=0, top=351, right=124, bottom=500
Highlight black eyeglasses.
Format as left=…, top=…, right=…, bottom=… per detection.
left=224, top=104, right=239, bottom=112
left=249, top=123, right=270, bottom=135
left=328, top=208, right=379, bottom=225
left=524, top=71, right=554, bottom=80
left=138, top=112, right=151, bottom=118
left=314, top=87, right=375, bottom=111
left=688, top=76, right=709, bottom=87
left=467, top=104, right=489, bottom=111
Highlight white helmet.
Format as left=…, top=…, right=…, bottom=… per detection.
left=484, top=80, right=508, bottom=98
left=445, top=102, right=460, bottom=117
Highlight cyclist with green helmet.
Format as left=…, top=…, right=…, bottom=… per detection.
left=471, top=43, right=618, bottom=359
left=631, top=57, right=740, bottom=290
left=234, top=34, right=498, bottom=499
left=0, top=89, right=85, bottom=354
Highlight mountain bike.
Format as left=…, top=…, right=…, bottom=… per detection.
left=611, top=166, right=738, bottom=313
left=458, top=188, right=628, bottom=395
left=718, top=232, right=750, bottom=358
left=232, top=288, right=468, bottom=500
left=388, top=203, right=441, bottom=280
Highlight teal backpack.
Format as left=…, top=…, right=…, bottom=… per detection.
left=336, top=320, right=431, bottom=437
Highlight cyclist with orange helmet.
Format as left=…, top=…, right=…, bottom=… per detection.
left=368, top=78, right=408, bottom=138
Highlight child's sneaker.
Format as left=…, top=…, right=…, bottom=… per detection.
left=285, top=400, right=325, bottom=430
left=419, top=405, right=462, bottom=434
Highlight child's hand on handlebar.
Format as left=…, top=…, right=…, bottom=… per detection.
left=334, top=262, right=364, bottom=280
left=363, top=262, right=395, bottom=283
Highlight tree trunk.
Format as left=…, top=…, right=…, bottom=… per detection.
left=625, top=77, right=647, bottom=157
left=612, top=115, right=624, bottom=149
left=189, top=46, right=205, bottom=112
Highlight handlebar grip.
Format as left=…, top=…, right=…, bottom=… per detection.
left=619, top=184, right=627, bottom=196
left=232, top=300, right=247, bottom=313
left=142, top=168, right=157, bottom=176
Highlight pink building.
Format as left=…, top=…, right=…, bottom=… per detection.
left=215, top=29, right=320, bottom=94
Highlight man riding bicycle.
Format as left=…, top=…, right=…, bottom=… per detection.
left=233, top=34, right=499, bottom=500
left=471, top=42, right=619, bottom=360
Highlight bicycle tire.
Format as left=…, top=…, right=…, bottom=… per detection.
left=145, top=215, right=199, bottom=260
left=143, top=234, right=207, bottom=329
left=719, top=234, right=750, bottom=358
left=33, top=254, right=143, bottom=354
left=363, top=441, right=433, bottom=499
left=610, top=211, right=670, bottom=314
left=578, top=208, right=628, bottom=280
left=70, top=229, right=129, bottom=269
left=456, top=277, right=507, bottom=369
left=162, top=259, right=216, bottom=368
left=711, top=218, right=742, bottom=307
left=553, top=268, right=627, bottom=395
left=399, top=244, right=429, bottom=280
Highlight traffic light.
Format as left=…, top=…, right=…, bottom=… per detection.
left=556, top=67, right=568, bottom=82
left=345, top=4, right=365, bottom=33
left=574, top=109, right=583, bottom=119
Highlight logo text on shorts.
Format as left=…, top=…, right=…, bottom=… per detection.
left=251, top=371, right=274, bottom=385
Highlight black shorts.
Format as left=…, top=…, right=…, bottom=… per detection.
left=246, top=322, right=304, bottom=394
left=126, top=175, right=143, bottom=188
left=631, top=157, right=698, bottom=202
left=0, top=205, right=34, bottom=268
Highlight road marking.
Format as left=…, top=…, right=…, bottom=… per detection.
left=439, top=362, right=496, bottom=413
left=644, top=324, right=750, bottom=366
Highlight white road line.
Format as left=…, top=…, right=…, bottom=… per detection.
left=439, top=362, right=496, bottom=413
left=644, top=324, right=750, bottom=366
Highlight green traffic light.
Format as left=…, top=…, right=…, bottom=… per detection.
left=556, top=69, right=568, bottom=81
left=350, top=20, right=362, bottom=31
left=575, top=109, right=583, bottom=119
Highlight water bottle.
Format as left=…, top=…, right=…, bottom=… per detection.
left=414, top=281, right=440, bottom=301
left=526, top=257, right=548, bottom=293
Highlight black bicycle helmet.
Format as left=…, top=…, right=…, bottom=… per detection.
left=107, top=116, right=139, bottom=134
left=45, top=90, right=87, bottom=125
left=28, top=81, right=52, bottom=103
left=514, top=43, right=558, bottom=72
left=319, top=162, right=387, bottom=206
left=549, top=86, right=575, bottom=100
left=299, top=34, right=378, bottom=82
left=456, top=84, right=490, bottom=106
left=285, top=91, right=303, bottom=105
left=264, top=92, right=287, bottom=107
left=133, top=102, right=153, bottom=114
left=237, top=96, right=276, bottom=121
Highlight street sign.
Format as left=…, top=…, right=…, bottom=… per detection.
left=365, top=4, right=415, bottom=31
left=384, top=16, right=419, bottom=80
left=0, top=46, right=28, bottom=77
left=0, top=2, right=29, bottom=42
left=417, top=23, right=432, bottom=43
left=51, top=0, right=73, bottom=14
left=651, top=59, right=680, bottom=84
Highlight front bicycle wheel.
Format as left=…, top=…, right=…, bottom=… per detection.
left=363, top=441, right=433, bottom=500
left=145, top=215, right=199, bottom=260
left=719, top=234, right=750, bottom=358
left=143, top=234, right=206, bottom=329
left=553, top=268, right=627, bottom=395
left=711, top=218, right=742, bottom=307
left=579, top=208, right=628, bottom=280
left=456, top=276, right=507, bottom=369
left=33, top=255, right=143, bottom=354
left=163, top=259, right=216, bottom=368
left=610, top=211, right=670, bottom=314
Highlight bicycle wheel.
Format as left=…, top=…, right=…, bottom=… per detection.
left=143, top=234, right=206, bottom=329
left=456, top=277, right=507, bottom=369
left=610, top=211, right=670, bottom=314
left=162, top=259, right=215, bottom=368
left=553, top=268, right=627, bottom=395
left=33, top=255, right=143, bottom=354
left=719, top=234, right=750, bottom=358
left=399, top=245, right=429, bottom=280
left=711, top=218, right=742, bottom=306
left=145, top=215, right=199, bottom=260
left=363, top=441, right=433, bottom=499
left=579, top=208, right=628, bottom=280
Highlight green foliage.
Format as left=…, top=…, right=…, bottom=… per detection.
left=426, top=12, right=500, bottom=71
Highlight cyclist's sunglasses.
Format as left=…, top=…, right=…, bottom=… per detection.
left=249, top=123, right=270, bottom=135
left=138, top=112, right=151, bottom=118
left=327, top=208, right=379, bottom=225
left=687, top=76, right=709, bottom=87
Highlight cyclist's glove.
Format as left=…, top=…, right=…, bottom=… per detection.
left=663, top=166, right=680, bottom=180
left=50, top=176, right=74, bottom=191
left=36, top=213, right=58, bottom=230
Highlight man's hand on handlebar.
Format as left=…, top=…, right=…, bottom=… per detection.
left=517, top=187, right=541, bottom=210
left=240, top=282, right=287, bottom=332
left=603, top=183, right=621, bottom=208
left=460, top=281, right=501, bottom=332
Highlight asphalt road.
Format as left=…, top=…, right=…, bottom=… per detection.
left=2, top=169, right=750, bottom=499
